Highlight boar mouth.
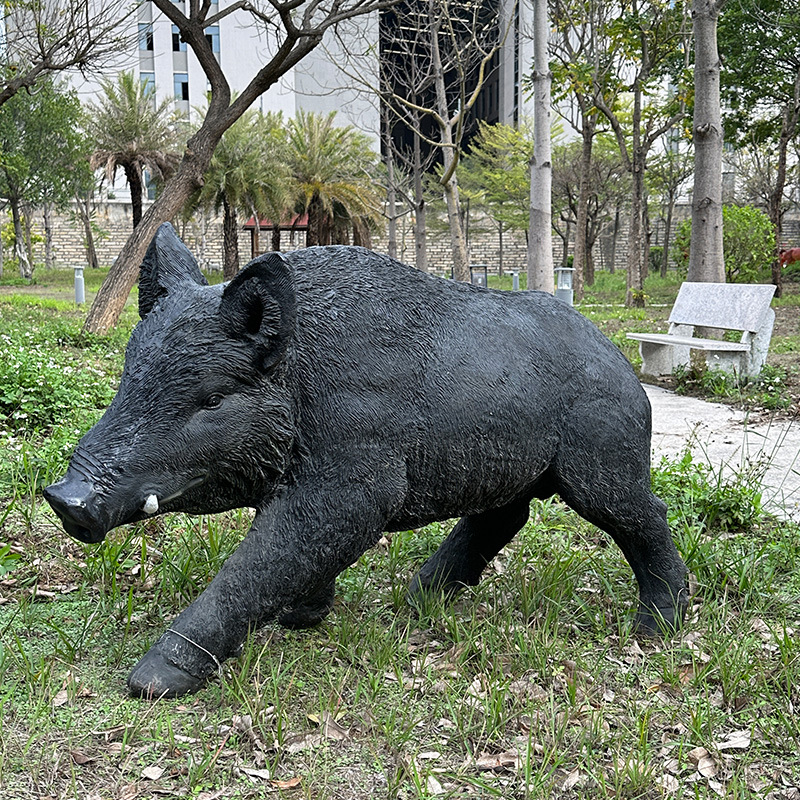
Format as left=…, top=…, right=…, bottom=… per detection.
left=46, top=473, right=209, bottom=545
left=63, top=517, right=108, bottom=545
left=43, top=485, right=110, bottom=544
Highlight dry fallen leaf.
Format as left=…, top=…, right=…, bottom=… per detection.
left=141, top=765, right=165, bottom=781
left=320, top=712, right=348, bottom=741
left=271, top=777, right=302, bottom=790
left=70, top=750, right=93, bottom=766
left=715, top=729, right=751, bottom=751
left=475, top=750, right=520, bottom=772
left=240, top=766, right=272, bottom=781
left=284, top=732, right=324, bottom=754
left=53, top=690, right=69, bottom=708
left=687, top=746, right=710, bottom=765
left=561, top=767, right=584, bottom=791
left=697, top=756, right=718, bottom=779
left=656, top=774, right=680, bottom=794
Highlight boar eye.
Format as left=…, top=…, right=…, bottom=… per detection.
left=203, top=394, right=224, bottom=410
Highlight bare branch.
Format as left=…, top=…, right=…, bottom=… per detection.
left=0, top=1, right=137, bottom=107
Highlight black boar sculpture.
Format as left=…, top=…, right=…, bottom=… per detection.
left=45, top=223, right=687, bottom=698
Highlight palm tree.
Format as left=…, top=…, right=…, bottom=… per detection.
left=191, top=110, right=289, bottom=279
left=88, top=71, right=179, bottom=229
left=287, top=111, right=384, bottom=247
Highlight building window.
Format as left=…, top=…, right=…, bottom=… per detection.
left=172, top=25, right=186, bottom=52
left=174, top=72, right=189, bottom=102
left=138, top=23, right=154, bottom=51
left=205, top=26, right=220, bottom=53
left=140, top=72, right=156, bottom=95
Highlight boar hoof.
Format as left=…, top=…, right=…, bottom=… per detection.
left=406, top=571, right=465, bottom=612
left=634, top=599, right=687, bottom=637
left=128, top=649, right=207, bottom=699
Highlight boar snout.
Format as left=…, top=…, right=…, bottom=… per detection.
left=44, top=475, right=110, bottom=544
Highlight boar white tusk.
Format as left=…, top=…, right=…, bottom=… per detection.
left=142, top=494, right=159, bottom=515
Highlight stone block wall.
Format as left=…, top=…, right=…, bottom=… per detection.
left=19, top=199, right=800, bottom=279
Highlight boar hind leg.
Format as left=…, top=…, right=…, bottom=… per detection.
left=555, top=455, right=688, bottom=634
left=408, top=493, right=532, bottom=604
left=278, top=579, right=336, bottom=629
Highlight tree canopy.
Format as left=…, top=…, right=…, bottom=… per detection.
left=88, top=72, right=181, bottom=230
left=287, top=111, right=384, bottom=247
left=0, top=78, right=89, bottom=278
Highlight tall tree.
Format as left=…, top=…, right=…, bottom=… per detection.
left=0, top=1, right=133, bottom=107
left=190, top=110, right=288, bottom=279
left=552, top=135, right=630, bottom=285
left=459, top=120, right=534, bottom=234
left=550, top=0, right=618, bottom=301
left=688, top=0, right=727, bottom=284
left=0, top=78, right=88, bottom=278
left=594, top=0, right=691, bottom=306
left=88, top=71, right=180, bottom=231
left=527, top=0, right=554, bottom=293
left=83, top=0, right=395, bottom=335
left=719, top=0, right=800, bottom=296
left=646, top=135, right=694, bottom=277
left=341, top=0, right=505, bottom=280
left=287, top=111, right=384, bottom=247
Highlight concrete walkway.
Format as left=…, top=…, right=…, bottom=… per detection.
left=644, top=384, right=800, bottom=520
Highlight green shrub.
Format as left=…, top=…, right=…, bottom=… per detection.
left=0, top=335, right=116, bottom=432
left=652, top=450, right=763, bottom=533
left=670, top=205, right=775, bottom=283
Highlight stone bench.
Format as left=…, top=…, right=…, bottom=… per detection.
left=627, top=282, right=776, bottom=379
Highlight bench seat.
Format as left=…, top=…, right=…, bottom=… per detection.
left=627, top=333, right=750, bottom=352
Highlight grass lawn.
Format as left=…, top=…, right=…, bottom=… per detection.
left=0, top=269, right=799, bottom=799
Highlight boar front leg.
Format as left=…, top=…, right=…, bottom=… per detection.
left=128, top=464, right=404, bottom=699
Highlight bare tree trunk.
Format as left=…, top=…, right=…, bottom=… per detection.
left=661, top=191, right=675, bottom=277
left=498, top=222, right=503, bottom=276
left=527, top=0, right=554, bottom=293
left=440, top=148, right=469, bottom=280
left=412, top=124, right=427, bottom=272
left=251, top=208, right=261, bottom=258
left=627, top=160, right=646, bottom=307
left=307, top=193, right=326, bottom=247
left=573, top=122, right=594, bottom=302
left=222, top=196, right=239, bottom=280
left=385, top=127, right=398, bottom=260
left=272, top=224, right=281, bottom=252
left=22, top=205, right=34, bottom=270
left=11, top=199, right=31, bottom=280
left=642, top=192, right=651, bottom=281
left=43, top=204, right=54, bottom=269
left=610, top=206, right=620, bottom=274
left=688, top=0, right=726, bottom=284
left=430, top=5, right=468, bottom=281
left=77, top=194, right=100, bottom=270
left=124, top=162, right=145, bottom=230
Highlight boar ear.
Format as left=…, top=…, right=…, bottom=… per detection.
left=219, top=252, right=296, bottom=371
left=139, top=223, right=209, bottom=319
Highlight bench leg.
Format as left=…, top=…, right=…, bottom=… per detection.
left=705, top=351, right=746, bottom=377
left=639, top=341, right=690, bottom=377
left=744, top=309, right=775, bottom=378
